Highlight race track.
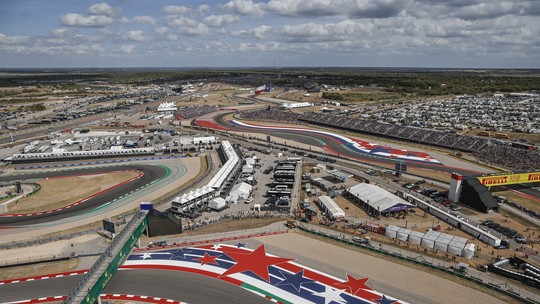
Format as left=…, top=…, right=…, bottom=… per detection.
left=0, top=164, right=168, bottom=227
left=0, top=269, right=268, bottom=304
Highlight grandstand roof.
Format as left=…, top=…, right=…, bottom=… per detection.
left=348, top=183, right=415, bottom=213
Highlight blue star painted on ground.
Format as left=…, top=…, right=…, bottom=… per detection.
left=236, top=242, right=247, bottom=248
left=168, top=248, right=191, bottom=260
left=275, top=270, right=314, bottom=292
left=375, top=295, right=397, bottom=304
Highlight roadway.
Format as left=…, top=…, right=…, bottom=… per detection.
left=0, top=269, right=269, bottom=304
left=0, top=164, right=166, bottom=227
left=213, top=112, right=480, bottom=175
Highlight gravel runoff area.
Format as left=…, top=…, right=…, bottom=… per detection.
left=255, top=232, right=509, bottom=304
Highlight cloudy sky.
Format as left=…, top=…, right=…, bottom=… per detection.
left=0, top=0, right=539, bottom=68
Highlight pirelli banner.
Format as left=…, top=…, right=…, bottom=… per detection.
left=478, top=172, right=540, bottom=187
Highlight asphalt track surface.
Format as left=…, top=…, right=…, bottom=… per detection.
left=213, top=112, right=476, bottom=175
left=0, top=164, right=166, bottom=227
left=0, top=269, right=269, bottom=304
left=212, top=112, right=540, bottom=200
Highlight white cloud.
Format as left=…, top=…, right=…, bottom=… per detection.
left=231, top=25, right=273, bottom=39
left=280, top=20, right=373, bottom=42
left=204, top=15, right=240, bottom=27
left=222, top=0, right=266, bottom=18
left=50, top=28, right=74, bottom=37
left=60, top=13, right=113, bottom=27
left=179, top=23, right=210, bottom=36
left=198, top=4, right=210, bottom=14
left=125, top=30, right=148, bottom=42
left=155, top=26, right=170, bottom=34
left=88, top=2, right=121, bottom=17
left=164, top=16, right=199, bottom=27
left=132, top=15, right=157, bottom=26
left=120, top=44, right=135, bottom=53
left=162, top=5, right=191, bottom=15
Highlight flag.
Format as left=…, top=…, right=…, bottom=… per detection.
left=255, top=84, right=270, bottom=94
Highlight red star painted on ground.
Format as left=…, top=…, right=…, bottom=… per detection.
left=220, top=244, right=294, bottom=282
left=193, top=252, right=221, bottom=266
left=334, top=274, right=374, bottom=297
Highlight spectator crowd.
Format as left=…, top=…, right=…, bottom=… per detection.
left=475, top=144, right=540, bottom=171
left=176, top=105, right=219, bottom=119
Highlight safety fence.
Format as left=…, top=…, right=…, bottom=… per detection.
left=297, top=224, right=539, bottom=304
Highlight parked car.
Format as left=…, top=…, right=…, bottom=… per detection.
left=514, top=235, right=528, bottom=243
left=449, top=204, right=462, bottom=211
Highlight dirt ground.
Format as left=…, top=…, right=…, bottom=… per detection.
left=7, top=171, right=138, bottom=213
left=492, top=188, right=540, bottom=213
left=307, top=187, right=540, bottom=269
left=0, top=258, right=79, bottom=280
left=257, top=232, right=513, bottom=304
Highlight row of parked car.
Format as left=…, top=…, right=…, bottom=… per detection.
left=481, top=220, right=527, bottom=243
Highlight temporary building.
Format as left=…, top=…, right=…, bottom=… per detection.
left=228, top=182, right=252, bottom=202
left=448, top=236, right=468, bottom=256
left=347, top=183, right=415, bottom=214
left=385, top=225, right=400, bottom=239
left=208, top=197, right=227, bottom=211
left=421, top=230, right=441, bottom=249
left=242, top=165, right=254, bottom=174
left=462, top=243, right=476, bottom=259
left=316, top=195, right=345, bottom=221
left=396, top=228, right=412, bottom=241
left=434, top=233, right=455, bottom=252
left=408, top=231, right=424, bottom=245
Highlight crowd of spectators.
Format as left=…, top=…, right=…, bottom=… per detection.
left=474, top=143, right=540, bottom=171
left=240, top=108, right=302, bottom=123
left=299, top=112, right=488, bottom=152
left=176, top=105, right=219, bottom=119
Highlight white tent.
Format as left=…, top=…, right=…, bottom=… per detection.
left=347, top=183, right=415, bottom=213
left=229, top=182, right=252, bottom=202
left=434, top=233, right=454, bottom=252
left=385, top=225, right=400, bottom=239
left=421, top=230, right=441, bottom=249
left=317, top=195, right=345, bottom=221
left=448, top=237, right=468, bottom=256
left=396, top=228, right=412, bottom=241
left=208, top=197, right=227, bottom=211
left=408, top=231, right=424, bottom=245
left=462, top=243, right=476, bottom=259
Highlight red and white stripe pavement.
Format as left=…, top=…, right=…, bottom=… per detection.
left=7, top=294, right=187, bottom=304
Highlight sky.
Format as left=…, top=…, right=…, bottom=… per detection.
left=0, top=0, right=539, bottom=68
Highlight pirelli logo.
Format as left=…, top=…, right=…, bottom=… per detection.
left=529, top=173, right=540, bottom=181
left=481, top=176, right=507, bottom=185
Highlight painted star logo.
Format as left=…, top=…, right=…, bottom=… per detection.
left=168, top=248, right=190, bottom=260
left=236, top=242, right=247, bottom=248
left=313, top=286, right=347, bottom=304
left=276, top=270, right=314, bottom=292
left=220, top=245, right=294, bottom=282
left=334, top=274, right=379, bottom=300
left=140, top=253, right=153, bottom=260
left=194, top=252, right=221, bottom=266
left=376, top=295, right=398, bottom=304
left=334, top=274, right=372, bottom=295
